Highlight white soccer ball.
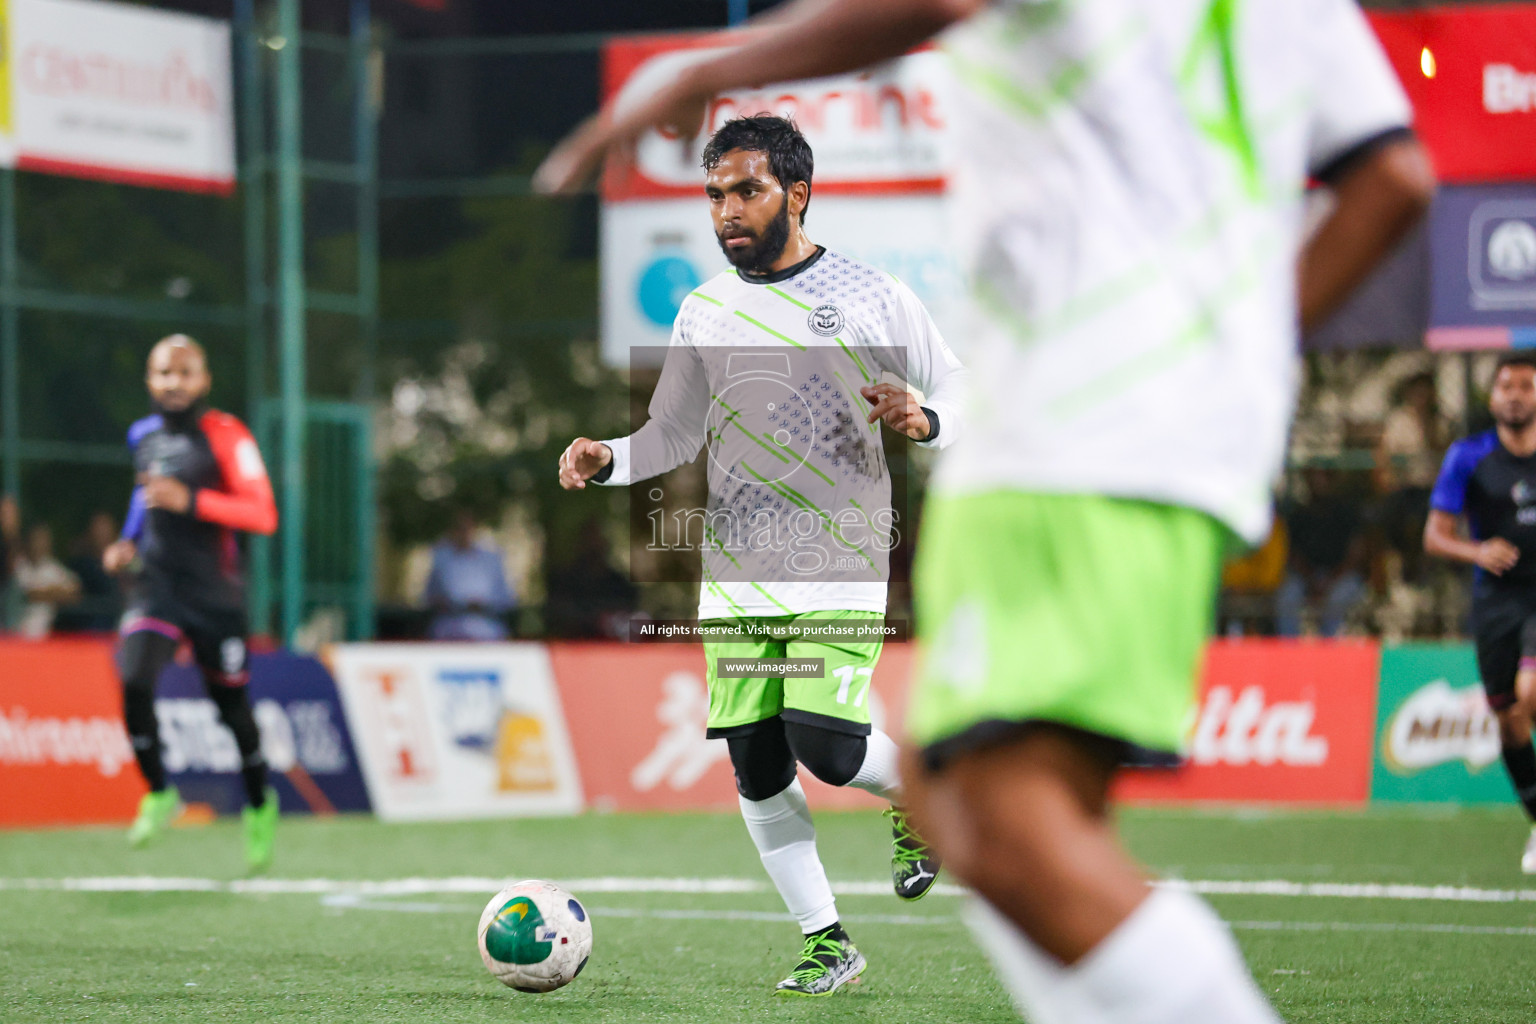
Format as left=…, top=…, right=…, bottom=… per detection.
left=476, top=880, right=593, bottom=992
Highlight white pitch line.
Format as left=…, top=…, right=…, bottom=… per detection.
left=0, top=876, right=965, bottom=898
left=7, top=876, right=1536, bottom=904
left=1230, top=920, right=1536, bottom=938
left=1162, top=879, right=1536, bottom=904
left=318, top=893, right=958, bottom=927
left=314, top=895, right=1536, bottom=938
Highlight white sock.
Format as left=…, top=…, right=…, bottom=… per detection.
left=848, top=728, right=900, bottom=799
left=965, top=888, right=1282, bottom=1024
left=739, top=778, right=839, bottom=933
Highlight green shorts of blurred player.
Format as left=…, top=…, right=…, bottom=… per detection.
left=701, top=609, right=943, bottom=993
left=902, top=492, right=1228, bottom=967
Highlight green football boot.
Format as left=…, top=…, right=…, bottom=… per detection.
left=774, top=926, right=866, bottom=996
left=885, top=806, right=942, bottom=901
left=127, top=787, right=181, bottom=848
left=242, top=787, right=279, bottom=873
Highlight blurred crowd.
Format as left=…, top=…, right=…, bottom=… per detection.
left=1221, top=370, right=1466, bottom=640
left=0, top=500, right=126, bottom=639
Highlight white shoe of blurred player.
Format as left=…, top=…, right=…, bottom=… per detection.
left=1522, top=828, right=1536, bottom=874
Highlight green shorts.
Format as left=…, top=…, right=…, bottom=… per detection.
left=910, top=491, right=1225, bottom=768
left=702, top=610, right=885, bottom=737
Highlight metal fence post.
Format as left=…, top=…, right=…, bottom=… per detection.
left=275, top=0, right=307, bottom=646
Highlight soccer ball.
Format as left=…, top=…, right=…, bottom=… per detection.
left=476, top=880, right=593, bottom=992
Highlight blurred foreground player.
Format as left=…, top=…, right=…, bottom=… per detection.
left=559, top=116, right=967, bottom=995
left=1426, top=353, right=1536, bottom=872
left=538, top=0, right=1433, bottom=1021
left=104, top=335, right=280, bottom=871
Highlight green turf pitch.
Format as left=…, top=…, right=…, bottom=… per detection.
left=3, top=806, right=1535, bottom=1022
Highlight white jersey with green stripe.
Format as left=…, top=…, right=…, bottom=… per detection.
left=599, top=247, right=967, bottom=618
left=931, top=0, right=1411, bottom=543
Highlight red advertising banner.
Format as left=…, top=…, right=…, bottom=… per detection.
left=1116, top=640, right=1380, bottom=805
left=1368, top=5, right=1536, bottom=183
left=600, top=35, right=948, bottom=203
left=548, top=641, right=912, bottom=812
left=0, top=638, right=142, bottom=827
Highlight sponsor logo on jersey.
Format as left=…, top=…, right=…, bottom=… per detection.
left=808, top=304, right=845, bottom=337
left=1381, top=678, right=1501, bottom=774
left=1188, top=686, right=1329, bottom=767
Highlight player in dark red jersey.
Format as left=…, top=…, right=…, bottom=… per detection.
left=103, top=335, right=280, bottom=871
left=1427, top=352, right=1536, bottom=872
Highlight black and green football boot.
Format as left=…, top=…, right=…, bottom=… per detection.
left=774, top=924, right=866, bottom=996
left=885, top=806, right=942, bottom=901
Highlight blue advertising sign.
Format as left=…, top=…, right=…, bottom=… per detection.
left=156, top=651, right=371, bottom=815
left=1430, top=184, right=1536, bottom=334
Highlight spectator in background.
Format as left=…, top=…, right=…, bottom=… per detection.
left=423, top=509, right=514, bottom=641
left=1376, top=372, right=1449, bottom=583
left=14, top=522, right=79, bottom=638
left=1218, top=517, right=1288, bottom=636
left=544, top=517, right=638, bottom=638
left=1277, top=468, right=1369, bottom=637
left=56, top=512, right=123, bottom=632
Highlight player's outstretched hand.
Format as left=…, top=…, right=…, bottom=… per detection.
left=102, top=538, right=137, bottom=574
left=861, top=383, right=931, bottom=441
left=533, top=73, right=710, bottom=195
left=559, top=438, right=613, bottom=490
left=1476, top=537, right=1521, bottom=576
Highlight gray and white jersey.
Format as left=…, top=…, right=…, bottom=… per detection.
left=601, top=248, right=968, bottom=619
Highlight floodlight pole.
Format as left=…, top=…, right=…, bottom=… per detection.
left=275, top=0, right=307, bottom=647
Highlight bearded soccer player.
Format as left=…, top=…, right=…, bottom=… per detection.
left=539, top=1, right=1433, bottom=1021
left=1426, top=354, right=1536, bottom=872
left=104, top=335, right=280, bottom=871
left=559, top=115, right=967, bottom=995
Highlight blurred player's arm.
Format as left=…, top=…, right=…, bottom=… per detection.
left=103, top=487, right=144, bottom=573
left=560, top=338, right=711, bottom=490
left=1425, top=511, right=1519, bottom=575
left=105, top=426, right=150, bottom=573
left=1424, top=440, right=1519, bottom=574
left=1298, top=138, right=1434, bottom=332
left=864, top=280, right=968, bottom=448
left=535, top=0, right=984, bottom=194
left=1297, top=0, right=1434, bottom=332
left=188, top=413, right=278, bottom=535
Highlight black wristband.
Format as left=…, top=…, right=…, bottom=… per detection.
left=920, top=407, right=939, bottom=442
left=592, top=456, right=614, bottom=484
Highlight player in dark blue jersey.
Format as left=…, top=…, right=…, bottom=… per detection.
left=1426, top=352, right=1536, bottom=872
left=103, top=336, right=280, bottom=871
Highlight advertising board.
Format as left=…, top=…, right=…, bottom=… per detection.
left=1371, top=643, right=1514, bottom=805
left=327, top=643, right=584, bottom=821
